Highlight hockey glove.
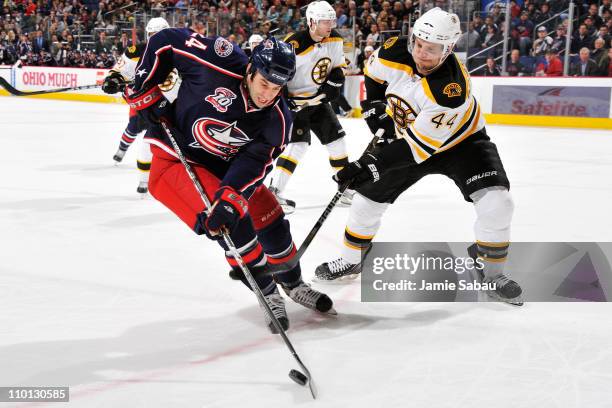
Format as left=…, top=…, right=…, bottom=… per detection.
left=125, top=85, right=173, bottom=126
left=198, top=186, right=248, bottom=239
left=102, top=71, right=127, bottom=94
left=318, top=67, right=345, bottom=103
left=333, top=152, right=382, bottom=189
left=360, top=99, right=396, bottom=142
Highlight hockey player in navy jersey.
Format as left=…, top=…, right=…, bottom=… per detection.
left=126, top=30, right=335, bottom=332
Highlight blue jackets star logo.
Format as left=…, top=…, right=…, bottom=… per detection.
left=190, top=118, right=251, bottom=160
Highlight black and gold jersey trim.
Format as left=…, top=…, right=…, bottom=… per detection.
left=375, top=36, right=418, bottom=76
left=125, top=43, right=145, bottom=61
left=421, top=54, right=469, bottom=109
left=284, top=29, right=344, bottom=56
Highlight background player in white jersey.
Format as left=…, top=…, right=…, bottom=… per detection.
left=268, top=0, right=353, bottom=214
left=316, top=8, right=523, bottom=305
left=102, top=17, right=177, bottom=194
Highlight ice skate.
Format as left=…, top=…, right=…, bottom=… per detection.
left=468, top=244, right=524, bottom=306
left=261, top=287, right=289, bottom=334
left=270, top=186, right=296, bottom=215
left=282, top=281, right=336, bottom=315
left=113, top=148, right=126, bottom=164
left=314, top=258, right=362, bottom=282
left=136, top=181, right=149, bottom=194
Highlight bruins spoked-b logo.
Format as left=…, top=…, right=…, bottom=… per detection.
left=443, top=82, right=462, bottom=98
left=312, top=57, right=332, bottom=84
left=386, top=94, right=417, bottom=129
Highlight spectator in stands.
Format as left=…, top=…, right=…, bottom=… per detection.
left=536, top=49, right=563, bottom=76
left=581, top=3, right=604, bottom=30
left=551, top=25, right=567, bottom=54
left=572, top=24, right=594, bottom=53
left=32, top=30, right=47, bottom=53
left=506, top=48, right=528, bottom=76
left=534, top=2, right=553, bottom=31
left=472, top=14, right=484, bottom=34
left=595, top=25, right=611, bottom=47
left=591, top=38, right=609, bottom=75
left=366, top=23, right=380, bottom=44
left=532, top=25, right=553, bottom=56
left=95, top=30, right=112, bottom=54
left=607, top=47, right=612, bottom=76
left=513, top=11, right=534, bottom=55
left=456, top=21, right=481, bottom=53
left=570, top=47, right=599, bottom=76
left=482, top=24, right=501, bottom=54
left=481, top=56, right=501, bottom=76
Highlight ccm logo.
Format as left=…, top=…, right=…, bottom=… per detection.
left=466, top=171, right=497, bottom=185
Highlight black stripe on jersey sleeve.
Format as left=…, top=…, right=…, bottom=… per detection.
left=440, top=98, right=478, bottom=148
left=404, top=127, right=436, bottom=155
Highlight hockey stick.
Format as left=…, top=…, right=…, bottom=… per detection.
left=0, top=76, right=101, bottom=96
left=234, top=131, right=384, bottom=278
left=158, top=119, right=318, bottom=399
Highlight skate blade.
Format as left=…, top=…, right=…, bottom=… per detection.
left=486, top=291, right=524, bottom=307
left=280, top=205, right=295, bottom=215
left=324, top=307, right=338, bottom=316
left=311, top=273, right=360, bottom=284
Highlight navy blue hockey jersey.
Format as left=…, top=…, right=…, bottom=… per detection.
left=132, top=28, right=292, bottom=197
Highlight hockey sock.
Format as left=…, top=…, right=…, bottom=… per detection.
left=341, top=193, right=388, bottom=264
left=474, top=241, right=509, bottom=278
left=219, top=219, right=277, bottom=295
left=119, top=129, right=137, bottom=151
left=255, top=214, right=302, bottom=289
left=325, top=137, right=349, bottom=171
left=270, top=142, right=308, bottom=194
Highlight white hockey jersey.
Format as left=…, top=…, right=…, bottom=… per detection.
left=365, top=36, right=485, bottom=164
left=283, top=29, right=346, bottom=97
left=109, top=43, right=179, bottom=98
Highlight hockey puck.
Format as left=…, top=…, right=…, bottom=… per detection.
left=289, top=369, right=308, bottom=386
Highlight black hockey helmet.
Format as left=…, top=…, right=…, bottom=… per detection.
left=249, top=37, right=296, bottom=86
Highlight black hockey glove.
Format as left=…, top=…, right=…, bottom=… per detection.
left=333, top=138, right=415, bottom=188
left=360, top=99, right=396, bottom=142
left=101, top=71, right=126, bottom=94
left=333, top=152, right=382, bottom=189
left=318, top=66, right=345, bottom=103
left=126, top=85, right=173, bottom=127
left=195, top=186, right=248, bottom=240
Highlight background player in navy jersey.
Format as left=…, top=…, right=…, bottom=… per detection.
left=126, top=30, right=335, bottom=333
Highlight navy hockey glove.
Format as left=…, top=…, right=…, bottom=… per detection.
left=199, top=186, right=248, bottom=239
left=333, top=152, right=382, bottom=188
left=360, top=99, right=396, bottom=142
left=102, top=71, right=126, bottom=94
left=125, top=85, right=173, bottom=126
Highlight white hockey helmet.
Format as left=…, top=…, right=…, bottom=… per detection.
left=410, top=7, right=461, bottom=60
left=145, top=17, right=170, bottom=37
left=306, top=1, right=337, bottom=29
left=248, top=34, right=264, bottom=49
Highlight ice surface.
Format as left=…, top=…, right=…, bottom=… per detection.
left=1, top=97, right=611, bottom=407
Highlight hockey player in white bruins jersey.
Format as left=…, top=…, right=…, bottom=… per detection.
left=268, top=0, right=353, bottom=214
left=102, top=17, right=178, bottom=194
left=316, top=8, right=523, bottom=305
